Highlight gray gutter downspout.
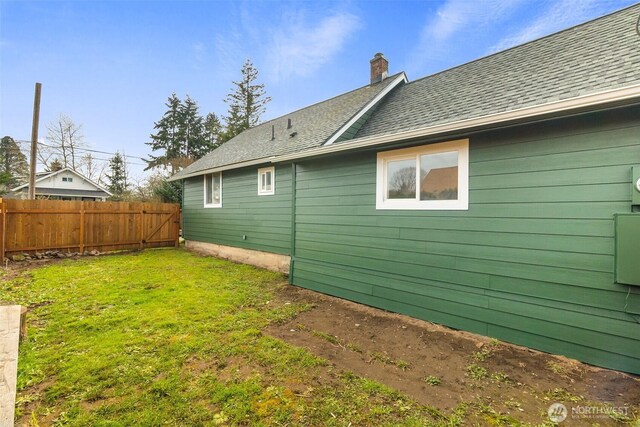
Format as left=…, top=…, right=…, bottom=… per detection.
left=289, top=162, right=296, bottom=284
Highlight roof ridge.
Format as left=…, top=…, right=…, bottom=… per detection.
left=255, top=72, right=407, bottom=128
left=407, top=3, right=639, bottom=86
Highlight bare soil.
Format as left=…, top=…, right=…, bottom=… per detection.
left=266, top=285, right=640, bottom=425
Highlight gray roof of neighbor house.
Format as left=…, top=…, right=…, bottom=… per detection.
left=170, top=72, right=406, bottom=180
left=352, top=4, right=640, bottom=140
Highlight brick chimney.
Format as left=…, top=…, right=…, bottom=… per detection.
left=370, top=53, right=388, bottom=84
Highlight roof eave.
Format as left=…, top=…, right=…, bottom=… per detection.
left=273, top=84, right=640, bottom=162
left=167, top=157, right=273, bottom=182
left=169, top=83, right=640, bottom=181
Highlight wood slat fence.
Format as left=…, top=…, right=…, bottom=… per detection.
left=0, top=199, right=180, bottom=259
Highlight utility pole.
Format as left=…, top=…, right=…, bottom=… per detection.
left=28, top=82, right=42, bottom=200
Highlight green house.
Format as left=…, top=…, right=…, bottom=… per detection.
left=170, top=5, right=640, bottom=374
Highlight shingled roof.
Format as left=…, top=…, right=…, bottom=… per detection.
left=170, top=72, right=406, bottom=180
left=171, top=4, right=640, bottom=179
left=351, top=4, right=640, bottom=141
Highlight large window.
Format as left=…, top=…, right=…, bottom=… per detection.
left=204, top=172, right=222, bottom=208
left=376, top=139, right=469, bottom=210
left=258, top=167, right=275, bottom=195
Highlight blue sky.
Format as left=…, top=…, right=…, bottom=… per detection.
left=0, top=0, right=635, bottom=178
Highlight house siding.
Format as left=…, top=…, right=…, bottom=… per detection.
left=291, top=107, right=640, bottom=374
left=183, top=164, right=292, bottom=255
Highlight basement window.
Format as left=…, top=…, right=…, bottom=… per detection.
left=258, top=167, right=275, bottom=195
left=376, top=139, right=469, bottom=210
left=204, top=172, right=222, bottom=208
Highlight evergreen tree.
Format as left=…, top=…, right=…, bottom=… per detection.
left=222, top=59, right=270, bottom=142
left=153, top=180, right=182, bottom=204
left=145, top=62, right=271, bottom=174
left=145, top=94, right=213, bottom=173
left=48, top=159, right=64, bottom=172
left=204, top=112, right=223, bottom=150
left=0, top=136, right=28, bottom=192
left=145, top=93, right=182, bottom=173
left=106, top=152, right=129, bottom=197
left=179, top=95, right=213, bottom=160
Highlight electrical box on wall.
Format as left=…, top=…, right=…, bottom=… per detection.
left=615, top=214, right=640, bottom=286
left=633, top=166, right=640, bottom=206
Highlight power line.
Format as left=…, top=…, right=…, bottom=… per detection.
left=13, top=139, right=148, bottom=165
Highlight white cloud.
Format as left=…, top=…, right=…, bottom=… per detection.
left=214, top=31, right=245, bottom=81
left=191, top=42, right=205, bottom=69
left=406, top=0, right=523, bottom=75
left=266, top=11, right=362, bottom=82
left=489, top=0, right=608, bottom=53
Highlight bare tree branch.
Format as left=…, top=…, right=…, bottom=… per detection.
left=45, top=114, right=86, bottom=170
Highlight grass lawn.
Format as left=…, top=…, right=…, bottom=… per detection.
left=3, top=248, right=456, bottom=426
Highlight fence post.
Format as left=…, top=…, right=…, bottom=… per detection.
left=174, top=205, right=180, bottom=248
left=0, top=198, right=5, bottom=261
left=138, top=205, right=144, bottom=250
left=79, top=201, right=85, bottom=254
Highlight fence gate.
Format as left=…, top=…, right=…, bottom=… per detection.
left=0, top=199, right=181, bottom=259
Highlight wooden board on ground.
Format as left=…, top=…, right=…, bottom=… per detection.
left=0, top=305, right=24, bottom=427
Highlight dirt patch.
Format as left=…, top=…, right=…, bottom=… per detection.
left=184, top=354, right=270, bottom=383
left=266, top=285, right=640, bottom=425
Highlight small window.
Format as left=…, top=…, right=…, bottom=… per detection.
left=62, top=177, right=73, bottom=182
left=258, top=167, right=275, bottom=195
left=376, top=139, right=469, bottom=210
left=204, top=172, right=222, bottom=208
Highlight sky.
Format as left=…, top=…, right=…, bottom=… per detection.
left=0, top=0, right=636, bottom=180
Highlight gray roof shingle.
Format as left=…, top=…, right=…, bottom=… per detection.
left=172, top=4, right=640, bottom=178
left=171, top=73, right=404, bottom=179
left=353, top=4, right=640, bottom=140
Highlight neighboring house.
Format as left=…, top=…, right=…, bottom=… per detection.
left=170, top=5, right=640, bottom=374
left=11, top=167, right=111, bottom=201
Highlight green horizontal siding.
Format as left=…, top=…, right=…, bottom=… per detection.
left=183, top=165, right=292, bottom=255
left=291, top=107, right=640, bottom=374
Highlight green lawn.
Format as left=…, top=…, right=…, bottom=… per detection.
left=2, top=249, right=456, bottom=426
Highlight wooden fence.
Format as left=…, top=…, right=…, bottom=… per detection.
left=0, top=199, right=180, bottom=259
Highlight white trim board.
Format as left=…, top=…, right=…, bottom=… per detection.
left=324, top=73, right=408, bottom=146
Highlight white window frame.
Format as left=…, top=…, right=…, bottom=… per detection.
left=257, top=166, right=275, bottom=196
left=203, top=172, right=222, bottom=208
left=376, top=139, right=469, bottom=210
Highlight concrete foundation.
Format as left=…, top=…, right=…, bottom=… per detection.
left=186, top=241, right=290, bottom=274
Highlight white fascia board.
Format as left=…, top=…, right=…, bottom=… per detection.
left=274, top=84, right=640, bottom=162
left=12, top=168, right=67, bottom=191
left=324, top=73, right=408, bottom=146
left=167, top=157, right=273, bottom=181
left=11, top=167, right=112, bottom=195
